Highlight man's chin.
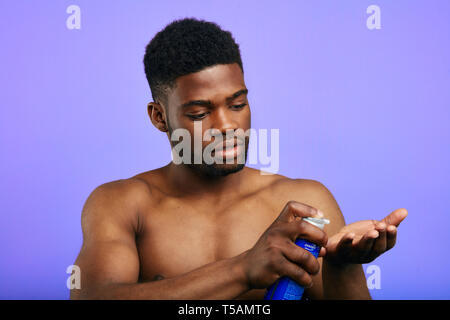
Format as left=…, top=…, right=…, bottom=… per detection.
left=190, top=162, right=246, bottom=178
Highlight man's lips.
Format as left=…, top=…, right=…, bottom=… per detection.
left=214, top=144, right=243, bottom=158
left=211, top=140, right=245, bottom=158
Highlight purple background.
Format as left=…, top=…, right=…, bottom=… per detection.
left=0, top=0, right=449, bottom=299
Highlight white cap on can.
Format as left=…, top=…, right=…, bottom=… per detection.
left=302, top=217, right=330, bottom=230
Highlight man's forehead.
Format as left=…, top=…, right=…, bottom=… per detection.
left=167, top=63, right=245, bottom=106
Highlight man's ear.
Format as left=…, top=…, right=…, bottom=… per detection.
left=147, top=102, right=168, bottom=132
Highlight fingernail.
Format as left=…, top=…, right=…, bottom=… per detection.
left=317, top=210, right=324, bottom=218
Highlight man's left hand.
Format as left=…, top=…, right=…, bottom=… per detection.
left=324, top=208, right=408, bottom=265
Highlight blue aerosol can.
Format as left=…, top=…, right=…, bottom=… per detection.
left=264, top=217, right=330, bottom=300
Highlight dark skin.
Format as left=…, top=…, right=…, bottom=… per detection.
left=70, top=63, right=408, bottom=299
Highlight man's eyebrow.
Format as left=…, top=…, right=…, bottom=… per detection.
left=225, top=88, right=248, bottom=103
left=179, top=88, right=248, bottom=109
left=179, top=99, right=213, bottom=109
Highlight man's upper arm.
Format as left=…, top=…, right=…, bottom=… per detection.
left=292, top=179, right=347, bottom=299
left=293, top=179, right=346, bottom=236
left=71, top=180, right=144, bottom=299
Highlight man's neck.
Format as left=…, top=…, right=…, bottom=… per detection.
left=163, top=162, right=250, bottom=201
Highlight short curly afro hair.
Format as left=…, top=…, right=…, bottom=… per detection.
left=143, top=17, right=244, bottom=107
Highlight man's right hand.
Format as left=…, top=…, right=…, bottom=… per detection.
left=240, top=201, right=328, bottom=290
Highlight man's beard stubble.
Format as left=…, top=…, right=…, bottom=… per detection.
left=185, top=137, right=249, bottom=178
left=167, top=123, right=250, bottom=178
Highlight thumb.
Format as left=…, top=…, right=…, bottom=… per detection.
left=276, top=201, right=322, bottom=223
left=318, top=246, right=327, bottom=257
left=381, top=208, right=408, bottom=227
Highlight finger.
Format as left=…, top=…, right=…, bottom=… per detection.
left=277, top=259, right=314, bottom=288
left=281, top=241, right=321, bottom=275
left=331, top=233, right=355, bottom=261
left=381, top=208, right=408, bottom=227
left=276, top=201, right=322, bottom=224
left=354, top=230, right=378, bottom=261
left=386, top=225, right=397, bottom=250
left=371, top=222, right=387, bottom=256
left=282, top=219, right=328, bottom=248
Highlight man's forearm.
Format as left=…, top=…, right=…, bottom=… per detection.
left=73, top=252, right=250, bottom=300
left=321, top=260, right=371, bottom=300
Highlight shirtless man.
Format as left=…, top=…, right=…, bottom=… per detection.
left=70, top=18, right=407, bottom=300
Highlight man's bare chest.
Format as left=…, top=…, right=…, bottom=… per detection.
left=135, top=194, right=281, bottom=283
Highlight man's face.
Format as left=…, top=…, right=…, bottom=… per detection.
left=165, top=63, right=251, bottom=177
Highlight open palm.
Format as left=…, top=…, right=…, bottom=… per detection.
left=325, top=208, right=408, bottom=265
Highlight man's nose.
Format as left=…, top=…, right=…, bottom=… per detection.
left=213, top=107, right=239, bottom=134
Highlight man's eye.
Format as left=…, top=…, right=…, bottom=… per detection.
left=230, top=103, right=247, bottom=110
left=187, top=113, right=208, bottom=120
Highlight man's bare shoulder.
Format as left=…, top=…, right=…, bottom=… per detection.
left=269, top=177, right=332, bottom=200
left=93, top=165, right=168, bottom=196
left=90, top=175, right=152, bottom=203
left=80, top=170, right=164, bottom=236
left=82, top=172, right=157, bottom=219
left=239, top=168, right=328, bottom=198
left=262, top=176, right=345, bottom=224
